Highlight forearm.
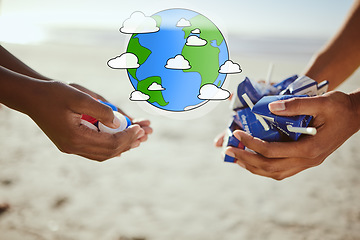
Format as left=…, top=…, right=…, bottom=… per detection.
left=0, top=66, right=46, bottom=114
left=303, top=0, right=360, bottom=90
left=0, top=45, right=51, bottom=81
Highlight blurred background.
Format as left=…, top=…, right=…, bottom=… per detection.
left=1, top=1, right=360, bottom=240
left=0, top=0, right=354, bottom=57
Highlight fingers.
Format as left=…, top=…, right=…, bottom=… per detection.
left=269, top=95, right=326, bottom=117
left=69, top=83, right=133, bottom=125
left=64, top=124, right=145, bottom=162
left=236, top=157, right=309, bottom=181
left=224, top=129, right=326, bottom=180
left=232, top=130, right=320, bottom=159
left=225, top=146, right=313, bottom=180
left=69, top=83, right=105, bottom=101
left=132, top=119, right=153, bottom=143
left=72, top=93, right=119, bottom=129
left=225, top=146, right=288, bottom=173
left=214, top=131, right=226, bottom=147
left=133, top=119, right=153, bottom=134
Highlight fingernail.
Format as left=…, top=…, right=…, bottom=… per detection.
left=137, top=129, right=145, bottom=139
left=224, top=149, right=236, bottom=163
left=269, top=101, right=286, bottom=112
left=225, top=149, right=235, bottom=158
left=233, top=131, right=241, bottom=141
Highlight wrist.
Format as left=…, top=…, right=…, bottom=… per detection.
left=0, top=66, right=48, bottom=115
left=349, top=89, right=360, bottom=131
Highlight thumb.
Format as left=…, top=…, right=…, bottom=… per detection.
left=79, top=96, right=120, bottom=129
left=268, top=96, right=323, bottom=117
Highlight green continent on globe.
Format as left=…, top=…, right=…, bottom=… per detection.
left=181, top=14, right=224, bottom=87
left=137, top=76, right=169, bottom=106
left=126, top=33, right=168, bottom=107
left=126, top=34, right=151, bottom=81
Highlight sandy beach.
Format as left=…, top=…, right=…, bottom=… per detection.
left=0, top=37, right=359, bottom=240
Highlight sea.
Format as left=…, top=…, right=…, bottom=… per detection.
left=5, top=26, right=328, bottom=63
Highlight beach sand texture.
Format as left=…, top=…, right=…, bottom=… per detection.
left=0, top=41, right=359, bottom=240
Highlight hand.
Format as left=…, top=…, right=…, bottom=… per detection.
left=214, top=131, right=226, bottom=147
left=69, top=83, right=153, bottom=144
left=26, top=81, right=146, bottom=161
left=225, top=91, right=360, bottom=180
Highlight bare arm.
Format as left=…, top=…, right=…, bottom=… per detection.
left=303, top=0, right=360, bottom=90
left=217, top=1, right=360, bottom=180
left=0, top=45, right=51, bottom=80
left=0, top=45, right=152, bottom=160
left=0, top=66, right=146, bottom=161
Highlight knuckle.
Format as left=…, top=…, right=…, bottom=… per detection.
left=101, top=104, right=113, bottom=116
left=271, top=174, right=286, bottom=181
left=96, top=149, right=116, bottom=162
left=110, top=134, right=130, bottom=152
left=58, top=143, right=74, bottom=154
left=58, top=133, right=79, bottom=154
left=259, top=145, right=272, bottom=158
left=108, top=135, right=120, bottom=151
left=320, top=98, right=332, bottom=112
left=94, top=155, right=110, bottom=162
left=292, top=99, right=303, bottom=112
left=286, top=98, right=303, bottom=112
left=260, top=162, right=277, bottom=173
left=257, top=142, right=275, bottom=158
left=101, top=153, right=114, bottom=161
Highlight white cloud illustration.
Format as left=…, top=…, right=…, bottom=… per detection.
left=120, top=11, right=159, bottom=34
left=186, top=35, right=207, bottom=46
left=165, top=55, right=191, bottom=70
left=191, top=28, right=201, bottom=34
left=198, top=84, right=230, bottom=100
left=176, top=18, right=191, bottom=27
left=107, top=53, right=140, bottom=69
left=129, top=91, right=150, bottom=101
left=148, top=82, right=165, bottom=91
left=219, top=60, right=242, bottom=74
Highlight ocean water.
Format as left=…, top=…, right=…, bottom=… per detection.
left=33, top=27, right=327, bottom=62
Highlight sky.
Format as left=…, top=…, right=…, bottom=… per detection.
left=0, top=0, right=355, bottom=43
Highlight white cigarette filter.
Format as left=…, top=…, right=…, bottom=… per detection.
left=241, top=93, right=255, bottom=109
left=287, top=125, right=317, bottom=135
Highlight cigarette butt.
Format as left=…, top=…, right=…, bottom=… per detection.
left=255, top=114, right=270, bottom=131
left=287, top=125, right=317, bottom=135
left=241, top=93, right=254, bottom=109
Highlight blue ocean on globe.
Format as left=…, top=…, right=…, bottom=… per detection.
left=126, top=8, right=229, bottom=112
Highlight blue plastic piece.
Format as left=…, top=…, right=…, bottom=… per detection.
left=252, top=95, right=312, bottom=140
left=125, top=116, right=132, bottom=128
left=236, top=77, right=264, bottom=109
left=99, top=100, right=132, bottom=128
left=234, top=108, right=282, bottom=142
left=224, top=154, right=236, bottom=163
left=99, top=100, right=118, bottom=111
left=274, top=75, right=298, bottom=92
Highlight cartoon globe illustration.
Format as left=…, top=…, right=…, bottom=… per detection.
left=113, top=8, right=241, bottom=112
